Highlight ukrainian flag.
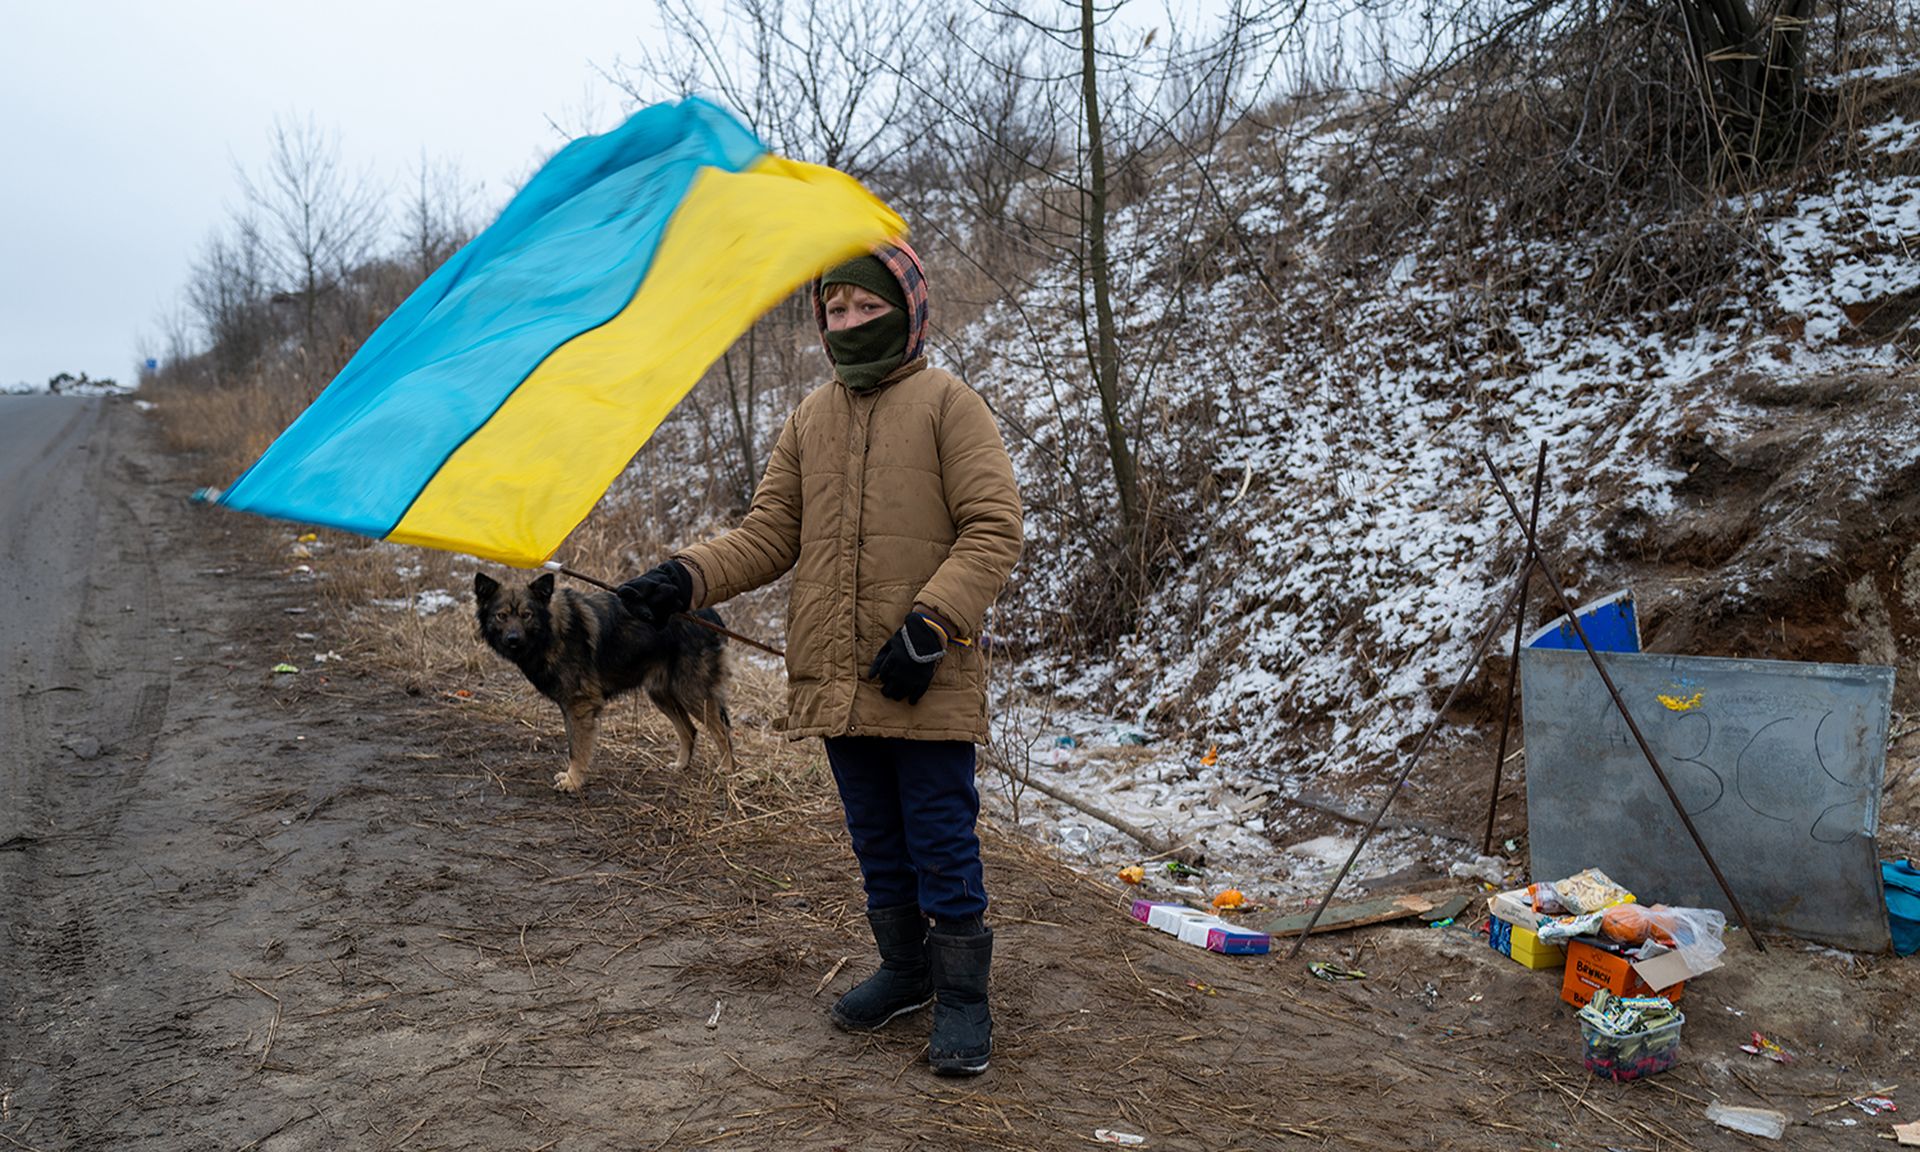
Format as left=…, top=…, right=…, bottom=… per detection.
left=214, top=98, right=901, bottom=567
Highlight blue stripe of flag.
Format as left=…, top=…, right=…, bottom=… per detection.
left=218, top=98, right=764, bottom=539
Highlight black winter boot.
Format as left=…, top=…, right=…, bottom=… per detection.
left=926, top=919, right=993, bottom=1076
left=831, top=904, right=934, bottom=1031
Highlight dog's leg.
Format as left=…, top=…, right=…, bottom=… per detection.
left=703, top=698, right=737, bottom=773
left=556, top=700, right=600, bottom=793
left=651, top=692, right=698, bottom=772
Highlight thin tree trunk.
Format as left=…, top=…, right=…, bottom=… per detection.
left=1080, top=0, right=1141, bottom=547
left=1680, top=0, right=1813, bottom=172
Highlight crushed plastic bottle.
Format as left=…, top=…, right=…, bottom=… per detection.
left=1705, top=1103, right=1786, bottom=1140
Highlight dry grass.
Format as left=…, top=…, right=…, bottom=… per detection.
left=143, top=369, right=326, bottom=481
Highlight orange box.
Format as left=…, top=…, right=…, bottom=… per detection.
left=1560, top=939, right=1686, bottom=1008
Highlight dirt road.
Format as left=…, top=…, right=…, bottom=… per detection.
left=3, top=396, right=1915, bottom=1151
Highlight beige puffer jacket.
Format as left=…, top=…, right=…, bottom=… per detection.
left=675, top=257, right=1023, bottom=742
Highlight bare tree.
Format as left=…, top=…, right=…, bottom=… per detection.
left=185, top=211, right=274, bottom=383
left=611, top=0, right=936, bottom=180
left=1675, top=0, right=1820, bottom=172
left=1356, top=0, right=1838, bottom=182
left=608, top=0, right=943, bottom=515
left=402, top=150, right=478, bottom=281
left=955, top=1, right=1285, bottom=588
left=610, top=0, right=1293, bottom=640
left=1078, top=0, right=1143, bottom=546
left=242, top=114, right=385, bottom=369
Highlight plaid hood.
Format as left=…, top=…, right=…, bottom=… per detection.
left=811, top=240, right=929, bottom=367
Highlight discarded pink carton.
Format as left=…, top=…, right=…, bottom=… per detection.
left=1129, top=900, right=1270, bottom=955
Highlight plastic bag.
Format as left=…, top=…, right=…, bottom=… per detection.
left=1600, top=904, right=1671, bottom=946
left=1527, top=881, right=1568, bottom=915
left=1536, top=912, right=1604, bottom=943
left=1531, top=868, right=1635, bottom=916
left=1602, top=904, right=1727, bottom=971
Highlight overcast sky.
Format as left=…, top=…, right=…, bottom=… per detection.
left=0, top=2, right=654, bottom=388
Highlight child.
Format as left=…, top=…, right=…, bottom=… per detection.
left=619, top=242, right=1023, bottom=1076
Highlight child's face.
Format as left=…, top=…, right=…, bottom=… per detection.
left=824, top=285, right=895, bottom=332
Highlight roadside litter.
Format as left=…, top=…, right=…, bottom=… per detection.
left=1740, top=1032, right=1794, bottom=1063
left=1129, top=899, right=1270, bottom=954
left=1810, top=1086, right=1897, bottom=1117
left=1485, top=916, right=1563, bottom=970
left=1266, top=892, right=1469, bottom=937
left=1577, top=989, right=1684, bottom=1081
left=1482, top=870, right=1725, bottom=993
left=1308, top=961, right=1366, bottom=981
left=1447, top=854, right=1508, bottom=885
left=1476, top=865, right=1733, bottom=1088
left=1706, top=1103, right=1788, bottom=1140
left=1528, top=867, right=1634, bottom=916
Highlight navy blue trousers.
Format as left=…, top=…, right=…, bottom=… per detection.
left=824, top=736, right=987, bottom=923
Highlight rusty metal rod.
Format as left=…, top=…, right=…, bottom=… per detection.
left=1479, top=449, right=1765, bottom=952
left=549, top=563, right=788, bottom=660
left=1287, top=562, right=1529, bottom=958
left=1482, top=442, right=1547, bottom=855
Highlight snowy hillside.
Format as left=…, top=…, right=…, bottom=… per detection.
left=948, top=54, right=1920, bottom=887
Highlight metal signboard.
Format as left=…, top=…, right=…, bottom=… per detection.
left=1521, top=648, right=1895, bottom=952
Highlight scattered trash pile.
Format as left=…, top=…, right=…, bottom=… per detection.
left=1480, top=868, right=1720, bottom=1084
left=1491, top=868, right=1726, bottom=1005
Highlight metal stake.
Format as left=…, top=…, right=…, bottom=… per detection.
left=1482, top=442, right=1547, bottom=855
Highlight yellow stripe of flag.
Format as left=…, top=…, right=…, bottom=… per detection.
left=389, top=155, right=902, bottom=566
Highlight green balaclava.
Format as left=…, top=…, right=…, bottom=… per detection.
left=820, top=255, right=910, bottom=392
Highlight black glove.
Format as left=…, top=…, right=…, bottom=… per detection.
left=618, top=560, right=692, bottom=624
left=867, top=613, right=947, bottom=704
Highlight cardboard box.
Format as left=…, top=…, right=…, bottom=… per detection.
left=1560, top=938, right=1693, bottom=1008
left=1487, top=887, right=1548, bottom=930
left=1488, top=916, right=1565, bottom=969
left=1130, top=900, right=1271, bottom=954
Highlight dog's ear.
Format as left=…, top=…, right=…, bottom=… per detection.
left=473, top=572, right=499, bottom=602
left=530, top=572, right=556, bottom=601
